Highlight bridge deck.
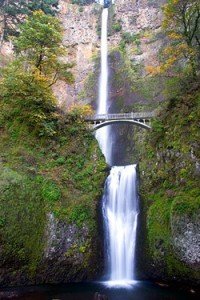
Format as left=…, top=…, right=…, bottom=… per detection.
left=85, top=112, right=156, bottom=121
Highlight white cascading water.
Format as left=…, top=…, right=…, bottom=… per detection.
left=103, top=165, right=139, bottom=284
left=97, top=5, right=139, bottom=286
left=96, top=8, right=111, bottom=164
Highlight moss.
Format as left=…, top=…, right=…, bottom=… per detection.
left=0, top=109, right=107, bottom=278
left=139, top=86, right=200, bottom=282
left=147, top=195, right=172, bottom=258
left=165, top=253, right=199, bottom=278
left=171, top=191, right=200, bottom=218
left=0, top=168, right=46, bottom=274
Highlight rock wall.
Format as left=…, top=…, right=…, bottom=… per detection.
left=171, top=214, right=200, bottom=267
left=0, top=0, right=166, bottom=109
left=138, top=87, right=200, bottom=286
left=109, top=0, right=164, bottom=70
left=53, top=0, right=101, bottom=108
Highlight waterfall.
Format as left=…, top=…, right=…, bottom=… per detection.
left=98, top=8, right=108, bottom=115
left=103, top=165, right=139, bottom=284
left=96, top=5, right=139, bottom=286
left=96, top=8, right=111, bottom=164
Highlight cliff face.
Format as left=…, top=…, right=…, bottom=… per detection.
left=53, top=0, right=100, bottom=108
left=138, top=87, right=200, bottom=285
left=0, top=0, right=166, bottom=108
left=55, top=0, right=166, bottom=166
left=109, top=0, right=164, bottom=67
left=0, top=112, right=107, bottom=286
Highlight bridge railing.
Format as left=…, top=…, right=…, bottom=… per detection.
left=85, top=111, right=156, bottom=121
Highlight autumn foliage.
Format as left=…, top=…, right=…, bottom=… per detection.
left=146, top=0, right=200, bottom=77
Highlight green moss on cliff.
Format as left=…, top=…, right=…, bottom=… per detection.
left=140, top=85, right=200, bottom=283
left=0, top=109, right=106, bottom=277
left=147, top=195, right=172, bottom=258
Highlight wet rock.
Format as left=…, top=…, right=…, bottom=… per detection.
left=171, top=214, right=200, bottom=266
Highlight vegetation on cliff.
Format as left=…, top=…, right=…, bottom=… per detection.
left=0, top=10, right=106, bottom=284
left=0, top=0, right=59, bottom=42
left=139, top=0, right=200, bottom=284
left=139, top=85, right=200, bottom=281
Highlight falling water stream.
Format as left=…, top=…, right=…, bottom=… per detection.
left=96, top=6, right=139, bottom=286
left=96, top=8, right=110, bottom=163
left=103, top=166, right=139, bottom=285
left=1, top=2, right=198, bottom=299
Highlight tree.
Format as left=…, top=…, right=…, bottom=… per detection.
left=0, top=61, right=58, bottom=136
left=0, top=0, right=59, bottom=43
left=14, top=11, right=74, bottom=86
left=162, top=0, right=200, bottom=76
left=146, top=0, right=200, bottom=77
left=0, top=11, right=74, bottom=137
left=163, top=0, right=200, bottom=49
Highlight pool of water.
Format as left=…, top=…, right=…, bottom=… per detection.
left=0, top=281, right=199, bottom=300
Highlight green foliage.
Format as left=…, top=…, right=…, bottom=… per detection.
left=0, top=167, right=46, bottom=272
left=71, top=0, right=93, bottom=5
left=13, top=11, right=74, bottom=84
left=0, top=62, right=58, bottom=137
left=171, top=190, right=200, bottom=217
left=147, top=195, right=172, bottom=258
left=0, top=114, right=106, bottom=275
left=112, top=21, right=122, bottom=32
left=41, top=179, right=61, bottom=204
left=27, top=0, right=59, bottom=15
left=122, top=32, right=141, bottom=45
left=0, top=11, right=74, bottom=137
left=0, top=0, right=106, bottom=281
left=0, top=0, right=59, bottom=40
left=69, top=204, right=92, bottom=227
left=140, top=85, right=200, bottom=280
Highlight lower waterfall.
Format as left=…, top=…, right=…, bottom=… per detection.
left=102, top=165, right=139, bottom=284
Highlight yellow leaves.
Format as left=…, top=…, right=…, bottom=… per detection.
left=33, top=10, right=44, bottom=16
left=163, top=46, right=174, bottom=56
left=153, top=0, right=199, bottom=77
left=146, top=41, right=194, bottom=75
left=168, top=32, right=182, bottom=40
left=165, top=43, right=189, bottom=57
left=172, top=0, right=179, bottom=4
left=68, top=104, right=94, bottom=118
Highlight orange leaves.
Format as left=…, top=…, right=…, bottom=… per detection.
left=145, top=65, right=162, bottom=75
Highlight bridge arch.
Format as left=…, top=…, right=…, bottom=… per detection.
left=92, top=119, right=151, bottom=131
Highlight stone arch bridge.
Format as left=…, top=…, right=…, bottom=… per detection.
left=85, top=112, right=156, bottom=130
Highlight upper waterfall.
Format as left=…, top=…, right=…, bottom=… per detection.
left=97, top=8, right=108, bottom=115
left=96, top=8, right=111, bottom=164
